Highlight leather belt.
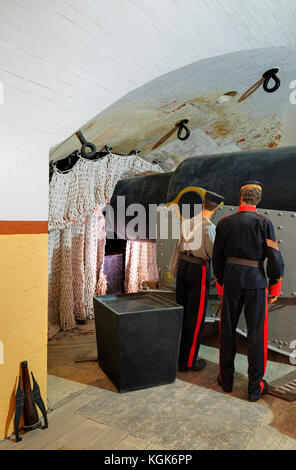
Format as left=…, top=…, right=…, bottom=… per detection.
left=180, top=253, right=208, bottom=265
left=226, top=257, right=264, bottom=268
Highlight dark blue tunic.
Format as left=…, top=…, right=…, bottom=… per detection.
left=213, top=206, right=284, bottom=292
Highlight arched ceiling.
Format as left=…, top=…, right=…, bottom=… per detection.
left=2, top=0, right=296, bottom=152
left=1, top=1, right=295, bottom=219
left=51, top=47, right=296, bottom=170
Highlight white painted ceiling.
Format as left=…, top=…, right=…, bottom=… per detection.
left=1, top=0, right=296, bottom=152
left=51, top=46, right=296, bottom=170
left=0, top=0, right=296, bottom=218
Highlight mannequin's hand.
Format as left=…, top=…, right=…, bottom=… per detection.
left=268, top=296, right=278, bottom=304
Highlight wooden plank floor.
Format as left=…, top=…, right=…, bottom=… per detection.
left=0, top=391, right=168, bottom=450
left=1, top=326, right=295, bottom=451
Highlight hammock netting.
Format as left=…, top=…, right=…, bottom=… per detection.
left=48, top=154, right=162, bottom=339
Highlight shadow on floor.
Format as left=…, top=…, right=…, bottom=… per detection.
left=177, top=360, right=296, bottom=440
left=203, top=328, right=292, bottom=366
left=48, top=324, right=118, bottom=393
left=177, top=360, right=251, bottom=402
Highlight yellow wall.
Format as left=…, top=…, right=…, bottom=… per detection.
left=0, top=233, right=48, bottom=440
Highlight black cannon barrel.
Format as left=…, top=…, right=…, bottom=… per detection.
left=107, top=172, right=173, bottom=240
left=108, top=147, right=296, bottom=240
left=110, top=171, right=173, bottom=209
left=167, top=146, right=296, bottom=212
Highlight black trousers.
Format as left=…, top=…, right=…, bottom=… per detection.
left=176, top=259, right=210, bottom=368
left=219, top=287, right=268, bottom=395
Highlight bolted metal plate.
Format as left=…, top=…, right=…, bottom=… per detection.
left=157, top=205, right=296, bottom=356
left=212, top=205, right=296, bottom=299
left=236, top=301, right=296, bottom=357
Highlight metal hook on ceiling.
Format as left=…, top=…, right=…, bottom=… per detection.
left=105, top=145, right=113, bottom=154
left=262, top=68, right=281, bottom=93
left=152, top=119, right=191, bottom=151
left=176, top=119, right=190, bottom=141
left=238, top=68, right=280, bottom=103
left=75, top=130, right=97, bottom=159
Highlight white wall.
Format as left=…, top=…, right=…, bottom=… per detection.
left=0, top=0, right=296, bottom=220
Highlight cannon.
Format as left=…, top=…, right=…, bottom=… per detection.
left=108, top=146, right=296, bottom=356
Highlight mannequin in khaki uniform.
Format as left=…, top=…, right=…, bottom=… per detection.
left=170, top=191, right=224, bottom=372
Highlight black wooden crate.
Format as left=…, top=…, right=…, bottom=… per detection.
left=93, top=292, right=183, bottom=392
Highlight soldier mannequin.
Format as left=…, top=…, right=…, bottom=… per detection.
left=171, top=191, right=224, bottom=372
left=213, top=182, right=284, bottom=402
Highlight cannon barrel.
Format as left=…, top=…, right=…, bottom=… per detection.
left=109, top=146, right=296, bottom=240
left=110, top=171, right=173, bottom=209
left=107, top=172, right=172, bottom=240
left=167, top=146, right=296, bottom=211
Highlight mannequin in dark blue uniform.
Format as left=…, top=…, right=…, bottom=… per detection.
left=212, top=182, right=284, bottom=402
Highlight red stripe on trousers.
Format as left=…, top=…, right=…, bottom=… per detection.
left=218, top=291, right=224, bottom=381
left=259, top=289, right=269, bottom=395
left=263, top=288, right=268, bottom=374
left=188, top=264, right=207, bottom=368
